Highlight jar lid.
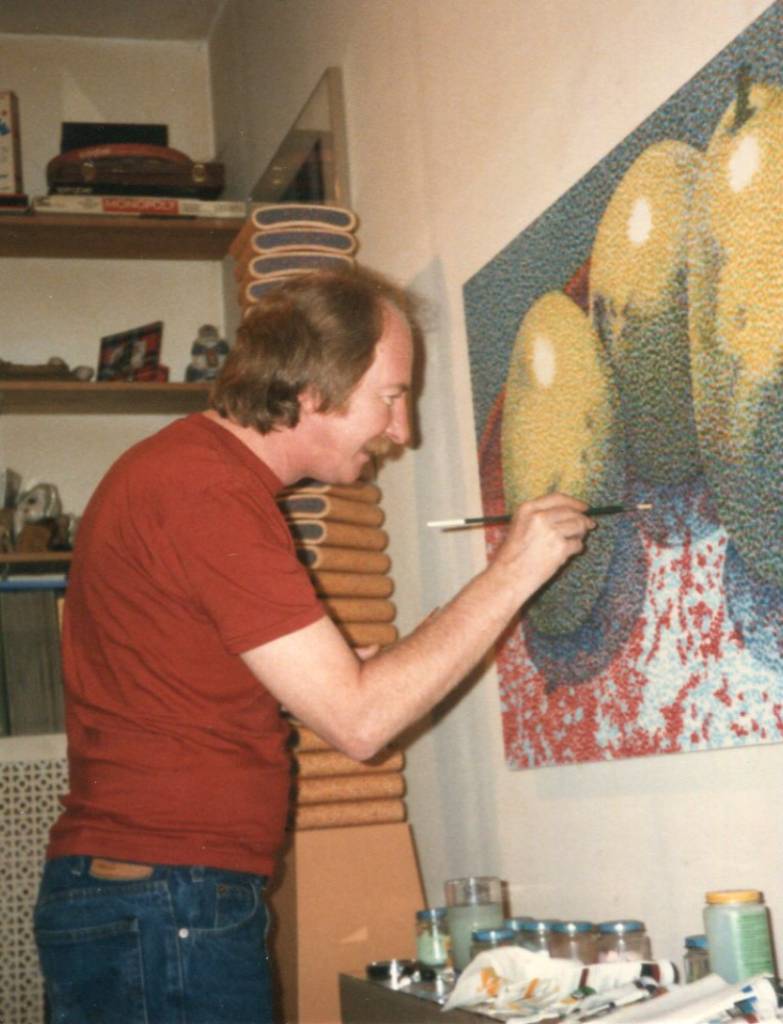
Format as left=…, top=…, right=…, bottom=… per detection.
left=598, top=919, right=644, bottom=934
left=472, top=927, right=515, bottom=943
left=505, top=916, right=534, bottom=932
left=705, top=890, right=761, bottom=904
left=551, top=920, right=594, bottom=934
left=416, top=907, right=447, bottom=921
left=520, top=918, right=560, bottom=933
left=685, top=934, right=708, bottom=948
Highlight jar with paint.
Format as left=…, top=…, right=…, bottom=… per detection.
left=703, top=890, right=775, bottom=983
left=470, top=926, right=516, bottom=961
left=549, top=920, right=597, bottom=963
left=596, top=920, right=652, bottom=961
left=444, top=876, right=504, bottom=972
left=517, top=917, right=559, bottom=954
left=683, top=934, right=710, bottom=983
left=505, top=916, right=534, bottom=946
left=415, top=907, right=451, bottom=969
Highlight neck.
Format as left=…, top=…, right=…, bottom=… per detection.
left=202, top=410, right=308, bottom=486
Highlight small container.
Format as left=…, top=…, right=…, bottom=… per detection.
left=416, top=907, right=451, bottom=968
left=517, top=918, right=559, bottom=954
left=505, top=916, right=534, bottom=945
left=549, top=920, right=597, bottom=963
left=444, top=876, right=504, bottom=972
left=470, top=926, right=516, bottom=960
left=703, top=890, right=775, bottom=983
left=683, top=934, right=710, bottom=983
left=596, top=920, right=652, bottom=962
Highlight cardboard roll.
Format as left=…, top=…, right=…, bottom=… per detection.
left=322, top=596, right=396, bottom=624
left=278, top=493, right=385, bottom=528
left=292, top=798, right=406, bottom=831
left=286, top=722, right=332, bottom=752
left=310, top=571, right=394, bottom=598
left=287, top=519, right=388, bottom=552
left=338, top=621, right=398, bottom=648
left=294, top=747, right=404, bottom=778
left=295, top=545, right=391, bottom=574
left=229, top=203, right=359, bottom=258
left=295, top=772, right=405, bottom=805
left=280, top=479, right=382, bottom=505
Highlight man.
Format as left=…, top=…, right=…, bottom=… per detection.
left=34, top=266, right=593, bottom=1023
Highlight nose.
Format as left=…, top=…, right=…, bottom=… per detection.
left=385, top=396, right=411, bottom=446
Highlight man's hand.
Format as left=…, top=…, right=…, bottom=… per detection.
left=492, top=493, right=596, bottom=604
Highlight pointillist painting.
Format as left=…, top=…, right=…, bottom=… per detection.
left=463, top=1, right=783, bottom=769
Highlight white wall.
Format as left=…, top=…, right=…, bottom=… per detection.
left=209, top=0, right=781, bottom=969
left=0, top=34, right=224, bottom=514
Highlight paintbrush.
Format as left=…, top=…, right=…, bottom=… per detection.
left=427, top=502, right=653, bottom=529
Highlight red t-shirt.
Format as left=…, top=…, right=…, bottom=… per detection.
left=47, top=414, right=324, bottom=876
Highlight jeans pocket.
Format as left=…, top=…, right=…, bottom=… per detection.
left=212, top=878, right=260, bottom=931
left=35, top=916, right=148, bottom=1024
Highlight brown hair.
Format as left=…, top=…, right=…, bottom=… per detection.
left=211, top=265, right=419, bottom=434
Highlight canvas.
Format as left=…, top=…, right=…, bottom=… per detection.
left=463, top=1, right=783, bottom=769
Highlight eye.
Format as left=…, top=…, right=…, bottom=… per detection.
left=380, top=389, right=406, bottom=407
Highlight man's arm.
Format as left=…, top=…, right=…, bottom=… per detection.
left=241, top=493, right=593, bottom=761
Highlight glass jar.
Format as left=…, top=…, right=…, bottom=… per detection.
left=470, top=926, right=516, bottom=961
left=505, top=916, right=534, bottom=945
left=549, top=920, right=597, bottom=963
left=517, top=918, right=559, bottom=953
left=703, top=890, right=775, bottom=983
left=444, top=876, right=504, bottom=972
left=596, top=920, right=652, bottom=962
left=683, top=934, right=710, bottom=983
left=415, top=907, right=451, bottom=968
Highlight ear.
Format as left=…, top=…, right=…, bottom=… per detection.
left=298, top=385, right=323, bottom=416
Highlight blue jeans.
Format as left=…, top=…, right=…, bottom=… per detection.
left=34, top=856, right=275, bottom=1024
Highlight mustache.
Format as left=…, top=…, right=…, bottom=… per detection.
left=364, top=436, right=394, bottom=457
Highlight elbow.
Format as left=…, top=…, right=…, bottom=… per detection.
left=328, top=714, right=389, bottom=763
left=333, top=729, right=385, bottom=764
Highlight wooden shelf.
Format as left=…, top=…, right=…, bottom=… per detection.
left=0, top=380, right=211, bottom=414
left=0, top=212, right=243, bottom=260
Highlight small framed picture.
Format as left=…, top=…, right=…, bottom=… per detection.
left=97, top=321, right=166, bottom=381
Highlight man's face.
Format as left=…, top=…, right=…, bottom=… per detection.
left=302, top=305, right=413, bottom=484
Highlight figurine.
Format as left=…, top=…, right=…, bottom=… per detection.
left=185, top=325, right=230, bottom=382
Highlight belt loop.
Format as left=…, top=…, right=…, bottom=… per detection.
left=191, top=866, right=205, bottom=883
left=70, top=855, right=88, bottom=877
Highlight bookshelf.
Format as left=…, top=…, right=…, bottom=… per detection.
left=0, top=212, right=243, bottom=260
left=0, top=380, right=210, bottom=415
left=0, top=213, right=241, bottom=739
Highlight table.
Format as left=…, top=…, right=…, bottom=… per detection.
left=339, top=973, right=494, bottom=1023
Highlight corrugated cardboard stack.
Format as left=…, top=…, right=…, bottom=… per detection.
left=229, top=202, right=359, bottom=316
left=270, top=477, right=422, bottom=1024
left=277, top=477, right=408, bottom=831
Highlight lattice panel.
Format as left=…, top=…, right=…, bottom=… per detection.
left=0, top=758, right=67, bottom=1024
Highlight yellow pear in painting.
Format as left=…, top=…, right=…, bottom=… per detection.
left=501, top=291, right=625, bottom=635
left=689, top=73, right=783, bottom=588
left=590, top=139, right=702, bottom=486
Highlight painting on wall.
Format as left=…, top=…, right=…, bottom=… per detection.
left=463, top=1, right=783, bottom=770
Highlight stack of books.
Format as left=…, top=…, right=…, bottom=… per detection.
left=0, top=589, right=65, bottom=736
left=230, top=202, right=359, bottom=315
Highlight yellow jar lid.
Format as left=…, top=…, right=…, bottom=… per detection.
left=705, top=890, right=761, bottom=904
